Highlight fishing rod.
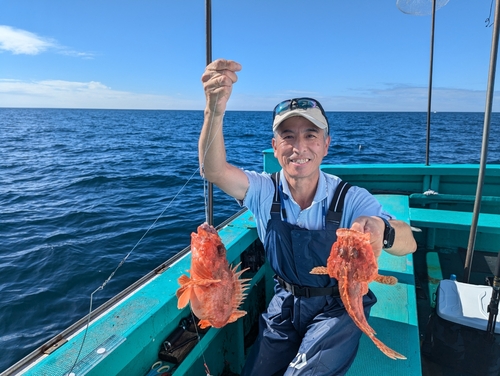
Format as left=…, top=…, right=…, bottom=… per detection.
left=396, top=0, right=448, bottom=166
left=62, top=3, right=218, bottom=372
left=206, top=0, right=214, bottom=226
left=425, top=0, right=436, bottom=166
left=463, top=0, right=500, bottom=283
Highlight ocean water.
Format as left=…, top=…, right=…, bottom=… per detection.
left=1, top=108, right=499, bottom=371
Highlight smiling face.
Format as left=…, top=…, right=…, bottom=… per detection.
left=272, top=116, right=331, bottom=184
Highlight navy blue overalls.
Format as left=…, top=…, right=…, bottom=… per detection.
left=241, top=173, right=377, bottom=376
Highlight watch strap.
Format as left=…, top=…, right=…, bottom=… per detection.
left=378, top=216, right=395, bottom=249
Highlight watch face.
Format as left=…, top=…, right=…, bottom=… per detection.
left=384, top=226, right=395, bottom=248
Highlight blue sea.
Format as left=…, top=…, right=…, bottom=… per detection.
left=1, top=108, right=500, bottom=371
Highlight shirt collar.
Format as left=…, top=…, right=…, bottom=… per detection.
left=279, top=170, right=328, bottom=208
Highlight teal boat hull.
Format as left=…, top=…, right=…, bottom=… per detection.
left=4, top=161, right=500, bottom=376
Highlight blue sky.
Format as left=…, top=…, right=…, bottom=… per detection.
left=1, top=0, right=498, bottom=111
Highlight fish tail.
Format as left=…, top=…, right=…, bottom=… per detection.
left=344, top=290, right=405, bottom=359
left=341, top=284, right=377, bottom=336
left=350, top=310, right=376, bottom=336
left=368, top=335, right=406, bottom=360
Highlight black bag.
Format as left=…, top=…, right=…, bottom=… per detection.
left=422, top=280, right=500, bottom=376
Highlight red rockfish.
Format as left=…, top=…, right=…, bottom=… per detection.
left=311, top=228, right=405, bottom=360
left=176, top=223, right=250, bottom=329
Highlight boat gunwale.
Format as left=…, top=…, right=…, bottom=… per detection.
left=2, top=209, right=250, bottom=376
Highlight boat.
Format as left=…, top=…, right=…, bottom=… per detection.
left=3, top=2, right=500, bottom=376
left=3, top=158, right=499, bottom=376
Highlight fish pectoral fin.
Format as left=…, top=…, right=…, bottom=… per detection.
left=178, top=274, right=213, bottom=308
left=176, top=276, right=192, bottom=309
left=193, top=278, right=221, bottom=286
left=310, top=266, right=328, bottom=275
left=177, top=289, right=191, bottom=309
left=176, top=274, right=193, bottom=301
left=191, top=261, right=216, bottom=280
left=374, top=274, right=398, bottom=285
left=176, top=277, right=221, bottom=310
left=198, top=320, right=212, bottom=329
left=178, top=274, right=192, bottom=286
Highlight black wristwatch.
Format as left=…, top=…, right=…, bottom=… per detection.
left=378, top=216, right=395, bottom=249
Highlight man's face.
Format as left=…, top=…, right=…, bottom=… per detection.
left=272, top=116, right=330, bottom=181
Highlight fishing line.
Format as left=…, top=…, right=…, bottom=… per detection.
left=67, top=168, right=202, bottom=374
left=486, top=0, right=495, bottom=27
left=201, top=89, right=222, bottom=223
left=68, top=77, right=223, bottom=374
left=194, top=83, right=223, bottom=376
left=188, top=309, right=213, bottom=376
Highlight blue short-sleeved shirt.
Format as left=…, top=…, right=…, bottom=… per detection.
left=242, top=170, right=392, bottom=243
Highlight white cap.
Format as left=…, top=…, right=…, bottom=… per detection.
left=272, top=106, right=328, bottom=133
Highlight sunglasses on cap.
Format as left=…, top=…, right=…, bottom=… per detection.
left=272, top=97, right=329, bottom=133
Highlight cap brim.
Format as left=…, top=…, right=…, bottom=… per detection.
left=272, top=107, right=328, bottom=132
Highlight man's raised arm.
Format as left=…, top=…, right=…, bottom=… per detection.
left=199, top=59, right=249, bottom=201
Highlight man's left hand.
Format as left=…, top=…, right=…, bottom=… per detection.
left=350, top=216, right=386, bottom=257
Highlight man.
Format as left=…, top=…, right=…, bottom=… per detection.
left=199, top=59, right=417, bottom=375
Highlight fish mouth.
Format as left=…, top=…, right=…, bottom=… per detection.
left=199, top=222, right=217, bottom=234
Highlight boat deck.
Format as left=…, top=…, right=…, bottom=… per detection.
left=8, top=196, right=422, bottom=376
left=347, top=194, right=421, bottom=375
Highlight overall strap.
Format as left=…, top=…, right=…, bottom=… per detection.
left=326, top=180, right=352, bottom=226
left=270, top=172, right=287, bottom=220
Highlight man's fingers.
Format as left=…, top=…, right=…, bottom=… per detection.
left=206, top=58, right=242, bottom=73
left=350, top=222, right=364, bottom=233
left=202, top=59, right=241, bottom=83
left=202, top=69, right=239, bottom=85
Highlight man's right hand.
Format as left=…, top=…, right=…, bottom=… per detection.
left=199, top=58, right=249, bottom=201
left=201, top=59, right=242, bottom=116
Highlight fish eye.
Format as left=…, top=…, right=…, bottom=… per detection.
left=217, top=244, right=225, bottom=255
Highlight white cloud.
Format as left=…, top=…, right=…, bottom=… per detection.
left=0, top=79, right=202, bottom=109
left=0, top=25, right=55, bottom=55
left=0, top=78, right=497, bottom=112
left=314, top=85, right=500, bottom=112
left=0, top=25, right=93, bottom=58
left=222, top=84, right=500, bottom=112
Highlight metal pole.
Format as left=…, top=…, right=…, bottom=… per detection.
left=463, top=0, right=499, bottom=283
left=205, top=0, right=214, bottom=226
left=425, top=0, right=436, bottom=166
